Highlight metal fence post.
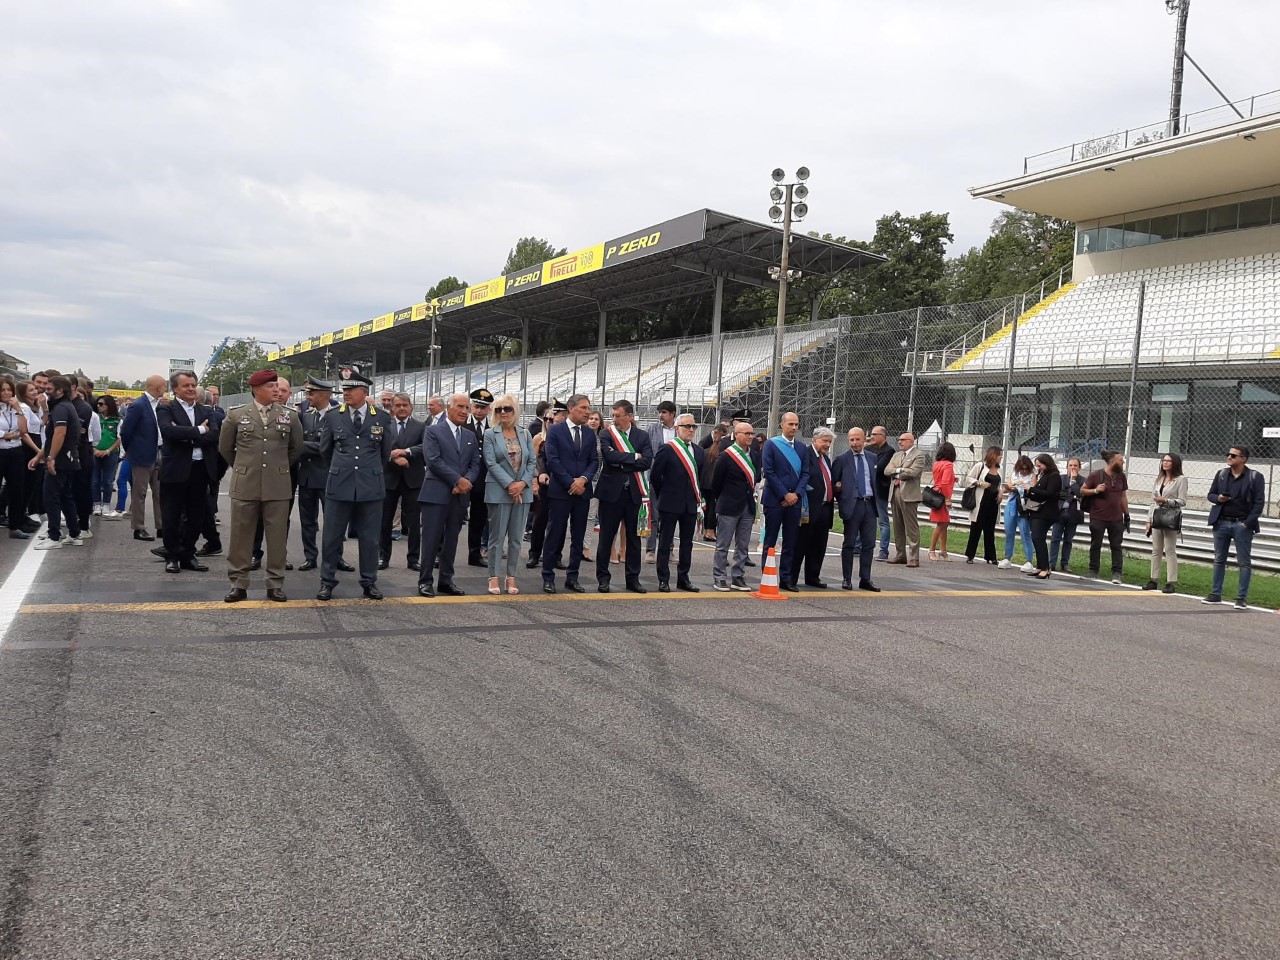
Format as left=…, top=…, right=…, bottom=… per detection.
left=673, top=340, right=681, bottom=413
left=1001, top=297, right=1025, bottom=454
left=829, top=318, right=842, bottom=423
left=906, top=306, right=923, bottom=434
left=1122, top=281, right=1147, bottom=464
left=636, top=342, right=644, bottom=408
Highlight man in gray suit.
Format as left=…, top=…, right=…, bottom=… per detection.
left=644, top=400, right=678, bottom=561
left=317, top=366, right=392, bottom=600
left=411, top=393, right=481, bottom=598
left=884, top=430, right=927, bottom=567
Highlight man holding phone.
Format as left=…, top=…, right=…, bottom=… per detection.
left=1203, top=445, right=1266, bottom=609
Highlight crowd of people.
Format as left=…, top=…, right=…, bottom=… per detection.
left=0, top=364, right=1269, bottom=612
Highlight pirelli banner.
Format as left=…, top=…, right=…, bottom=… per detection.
left=269, top=210, right=707, bottom=360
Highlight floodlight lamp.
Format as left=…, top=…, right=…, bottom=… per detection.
left=793, top=184, right=809, bottom=200
left=771, top=168, right=785, bottom=182
left=795, top=166, right=810, bottom=181
left=768, top=205, right=783, bottom=221
left=769, top=185, right=784, bottom=202
left=793, top=202, right=809, bottom=219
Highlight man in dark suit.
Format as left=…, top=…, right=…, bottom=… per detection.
left=791, top=426, right=837, bottom=589
left=594, top=398, right=652, bottom=594
left=541, top=393, right=598, bottom=593
left=831, top=427, right=881, bottom=593
left=411, top=392, right=481, bottom=597
left=648, top=413, right=705, bottom=593
left=295, top=377, right=351, bottom=574
left=118, top=374, right=165, bottom=541
left=761, top=411, right=809, bottom=592
left=381, top=392, right=425, bottom=570
left=709, top=419, right=760, bottom=591
left=465, top=387, right=494, bottom=567
left=317, top=367, right=392, bottom=600
left=155, top=370, right=220, bottom=573
left=643, top=400, right=678, bottom=561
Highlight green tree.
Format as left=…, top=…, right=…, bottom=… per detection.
left=203, top=339, right=271, bottom=394
left=93, top=376, right=132, bottom=390
left=426, top=276, right=467, bottom=301
left=945, top=211, right=1074, bottom=303
left=502, top=237, right=566, bottom=275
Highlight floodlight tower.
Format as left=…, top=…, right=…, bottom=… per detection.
left=766, top=166, right=810, bottom=435
left=1166, top=0, right=1191, bottom=135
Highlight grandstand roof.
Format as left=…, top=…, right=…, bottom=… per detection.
left=271, top=209, right=883, bottom=368
left=971, top=110, right=1280, bottom=222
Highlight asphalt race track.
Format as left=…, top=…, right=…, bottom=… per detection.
left=0, top=502, right=1276, bottom=959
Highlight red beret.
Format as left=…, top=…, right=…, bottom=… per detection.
left=247, top=369, right=278, bottom=387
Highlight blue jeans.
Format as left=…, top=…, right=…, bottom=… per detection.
left=875, top=493, right=890, bottom=557
left=1212, top=520, right=1255, bottom=600
left=115, top=458, right=131, bottom=511
left=1002, top=497, right=1032, bottom=561
left=1049, top=518, right=1078, bottom=569
left=92, top=449, right=120, bottom=504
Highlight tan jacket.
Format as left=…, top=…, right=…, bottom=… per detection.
left=884, top=445, right=927, bottom=503
left=218, top=402, right=303, bottom=501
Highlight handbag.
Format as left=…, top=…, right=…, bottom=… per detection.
left=961, top=485, right=978, bottom=512
left=1151, top=504, right=1182, bottom=531
left=921, top=486, right=946, bottom=510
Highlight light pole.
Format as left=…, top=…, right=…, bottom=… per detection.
left=766, top=166, right=810, bottom=436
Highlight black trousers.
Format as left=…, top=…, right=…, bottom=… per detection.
left=792, top=500, right=834, bottom=584
left=382, top=483, right=422, bottom=564
left=297, top=485, right=325, bottom=564
left=322, top=498, right=382, bottom=588
left=703, top=492, right=717, bottom=534
left=543, top=495, right=590, bottom=583
left=596, top=494, right=641, bottom=585
left=0, top=447, right=28, bottom=529
left=657, top=510, right=696, bottom=584
left=964, top=492, right=1000, bottom=561
left=467, top=484, right=488, bottom=561
left=1030, top=516, right=1055, bottom=571
left=43, top=467, right=80, bottom=540
left=421, top=497, right=467, bottom=588
left=160, top=471, right=210, bottom=561
left=74, top=443, right=93, bottom=532
left=840, top=500, right=877, bottom=585
left=528, top=493, right=548, bottom=561
left=1088, top=518, right=1125, bottom=575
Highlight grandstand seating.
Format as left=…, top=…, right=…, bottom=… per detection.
left=939, top=253, right=1280, bottom=372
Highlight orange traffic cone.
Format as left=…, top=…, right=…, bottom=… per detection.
left=751, top=547, right=789, bottom=601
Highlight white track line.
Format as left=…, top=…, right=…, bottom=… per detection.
left=0, top=523, right=51, bottom=646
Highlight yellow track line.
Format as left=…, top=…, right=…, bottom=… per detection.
left=18, top=588, right=1153, bottom=615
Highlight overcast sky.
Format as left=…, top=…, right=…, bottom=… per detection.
left=3, top=0, right=1277, bottom=381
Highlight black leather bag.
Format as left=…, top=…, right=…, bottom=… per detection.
left=921, top=486, right=946, bottom=510
left=1151, top=505, right=1182, bottom=531
left=961, top=485, right=978, bottom=512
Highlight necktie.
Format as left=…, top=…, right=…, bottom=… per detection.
left=454, top=426, right=462, bottom=453
left=853, top=455, right=862, bottom=497
left=573, top=425, right=581, bottom=452
left=397, top=419, right=404, bottom=440
left=353, top=410, right=362, bottom=432
left=820, top=455, right=832, bottom=502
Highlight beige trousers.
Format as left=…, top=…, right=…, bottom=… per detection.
left=1150, top=528, right=1179, bottom=582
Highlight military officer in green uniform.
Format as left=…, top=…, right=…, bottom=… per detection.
left=317, top=365, right=393, bottom=601
left=219, top=369, right=304, bottom=602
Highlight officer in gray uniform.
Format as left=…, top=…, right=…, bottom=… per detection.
left=317, top=365, right=393, bottom=600
left=295, top=377, right=355, bottom=574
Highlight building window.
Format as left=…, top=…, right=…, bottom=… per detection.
left=1152, top=383, right=1189, bottom=402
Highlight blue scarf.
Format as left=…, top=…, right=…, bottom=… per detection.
left=769, top=436, right=807, bottom=516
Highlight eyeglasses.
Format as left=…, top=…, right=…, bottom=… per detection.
left=493, top=405, right=514, bottom=414
left=1226, top=452, right=1241, bottom=459
left=543, top=417, right=554, bottom=422
left=677, top=423, right=695, bottom=429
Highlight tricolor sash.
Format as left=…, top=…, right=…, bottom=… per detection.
left=667, top=438, right=704, bottom=520
left=725, top=444, right=757, bottom=489
left=609, top=424, right=652, bottom=536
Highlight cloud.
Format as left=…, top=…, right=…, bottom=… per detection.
left=2, top=0, right=1277, bottom=380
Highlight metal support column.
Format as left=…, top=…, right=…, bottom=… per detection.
left=905, top=306, right=923, bottom=434
left=520, top=317, right=530, bottom=396
left=708, top=275, right=724, bottom=385
left=1000, top=297, right=1025, bottom=455
left=635, top=343, right=643, bottom=408
left=596, top=308, right=607, bottom=388
left=1122, top=281, right=1147, bottom=464
left=398, top=347, right=406, bottom=392
left=672, top=340, right=681, bottom=413
left=465, top=335, right=474, bottom=391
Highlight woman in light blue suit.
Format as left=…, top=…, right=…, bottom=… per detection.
left=483, top=393, right=535, bottom=595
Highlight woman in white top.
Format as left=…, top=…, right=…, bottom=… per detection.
left=997, top=454, right=1035, bottom=570
left=1143, top=452, right=1189, bottom=594
left=0, top=376, right=38, bottom=538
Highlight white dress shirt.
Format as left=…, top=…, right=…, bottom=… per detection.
left=178, top=398, right=205, bottom=460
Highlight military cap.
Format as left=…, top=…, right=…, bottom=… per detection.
left=337, top=364, right=372, bottom=389
left=303, top=376, right=334, bottom=392
left=247, top=369, right=278, bottom=387
left=469, top=388, right=494, bottom=407
left=551, top=398, right=569, bottom=414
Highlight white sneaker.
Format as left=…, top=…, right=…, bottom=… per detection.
left=78, top=529, right=93, bottom=539
left=1111, top=576, right=1122, bottom=584
left=997, top=558, right=1012, bottom=569
left=1020, top=562, right=1035, bottom=573
left=102, top=510, right=122, bottom=520
left=34, top=537, right=63, bottom=550
left=93, top=504, right=102, bottom=516
left=65, top=536, right=84, bottom=546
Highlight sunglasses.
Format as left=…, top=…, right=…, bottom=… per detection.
left=493, top=405, right=514, bottom=414
left=677, top=423, right=695, bottom=429
left=1226, top=452, right=1241, bottom=458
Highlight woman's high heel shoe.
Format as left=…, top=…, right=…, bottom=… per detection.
left=488, top=577, right=501, bottom=595
left=928, top=550, right=939, bottom=561
left=506, top=577, right=519, bottom=595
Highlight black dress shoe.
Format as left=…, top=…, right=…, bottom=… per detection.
left=150, top=547, right=167, bottom=559
left=542, top=582, right=556, bottom=594
left=407, top=561, right=420, bottom=571
left=134, top=529, right=154, bottom=541
left=266, top=588, right=287, bottom=602
left=285, top=562, right=293, bottom=571
left=298, top=560, right=317, bottom=571
left=224, top=587, right=248, bottom=603
left=526, top=557, right=541, bottom=569
left=780, top=582, right=800, bottom=593
left=378, top=559, right=390, bottom=570
left=597, top=582, right=611, bottom=593
left=438, top=582, right=465, bottom=596
left=156, top=529, right=163, bottom=538
left=841, top=580, right=854, bottom=590
left=180, top=559, right=209, bottom=572
left=625, top=580, right=647, bottom=594
left=164, top=560, right=181, bottom=573
left=658, top=581, right=671, bottom=592
left=317, top=583, right=334, bottom=601
left=564, top=581, right=585, bottom=593
left=859, top=580, right=882, bottom=593
left=744, top=557, right=756, bottom=567
left=805, top=580, right=828, bottom=590
left=363, top=585, right=384, bottom=600
left=195, top=544, right=222, bottom=557
left=468, top=557, right=487, bottom=568
left=417, top=583, right=435, bottom=598
left=337, top=559, right=355, bottom=573
left=249, top=556, right=261, bottom=571
left=676, top=580, right=700, bottom=593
